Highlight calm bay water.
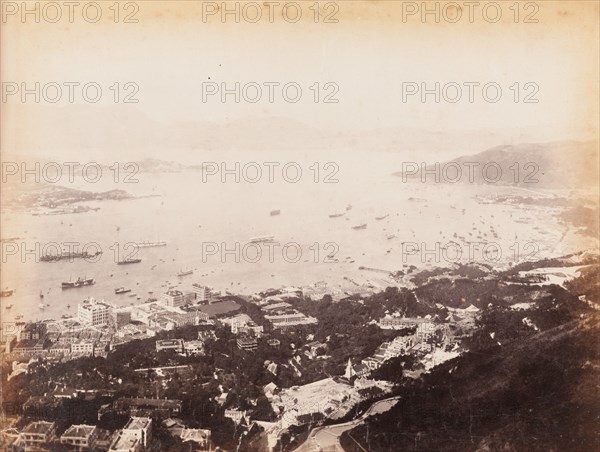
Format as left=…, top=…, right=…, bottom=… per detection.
left=0, top=150, right=591, bottom=322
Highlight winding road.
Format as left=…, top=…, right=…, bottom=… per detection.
left=293, top=396, right=401, bottom=452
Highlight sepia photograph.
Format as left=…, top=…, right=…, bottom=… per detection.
left=0, top=1, right=599, bottom=451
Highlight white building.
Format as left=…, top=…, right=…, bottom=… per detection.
left=78, top=300, right=111, bottom=326
left=71, top=340, right=95, bottom=356
left=161, top=290, right=185, bottom=308
left=109, top=417, right=152, bottom=451
left=264, top=312, right=317, bottom=328
left=192, top=284, right=213, bottom=303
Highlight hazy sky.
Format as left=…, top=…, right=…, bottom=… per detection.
left=2, top=1, right=598, bottom=161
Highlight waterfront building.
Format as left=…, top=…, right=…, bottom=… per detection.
left=161, top=290, right=185, bottom=307
left=192, top=283, right=213, bottom=303
left=78, top=300, right=111, bottom=326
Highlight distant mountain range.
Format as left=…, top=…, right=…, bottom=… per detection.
left=395, top=140, right=599, bottom=189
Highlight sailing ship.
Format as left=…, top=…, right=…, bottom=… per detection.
left=177, top=269, right=193, bottom=277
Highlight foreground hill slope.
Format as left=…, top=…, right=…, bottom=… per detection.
left=341, top=312, right=600, bottom=451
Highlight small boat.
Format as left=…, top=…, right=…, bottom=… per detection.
left=375, top=214, right=389, bottom=221
left=270, top=210, right=281, bottom=216
left=346, top=204, right=353, bottom=211
left=115, top=287, right=132, bottom=294
left=352, top=224, right=367, bottom=230
left=15, top=314, right=23, bottom=320
left=39, top=291, right=44, bottom=299
left=386, top=234, right=397, bottom=240
left=328, top=212, right=345, bottom=218
left=5, top=304, right=13, bottom=310
left=177, top=269, right=193, bottom=277
left=39, top=303, right=45, bottom=310
left=67, top=304, right=71, bottom=309
left=0, top=289, right=15, bottom=298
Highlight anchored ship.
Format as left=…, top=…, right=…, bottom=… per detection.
left=40, top=250, right=102, bottom=262
left=61, top=277, right=95, bottom=289
left=115, top=287, right=132, bottom=294
left=134, top=241, right=167, bottom=248
left=352, top=224, right=367, bottom=230
left=249, top=235, right=275, bottom=243
left=117, top=258, right=142, bottom=265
